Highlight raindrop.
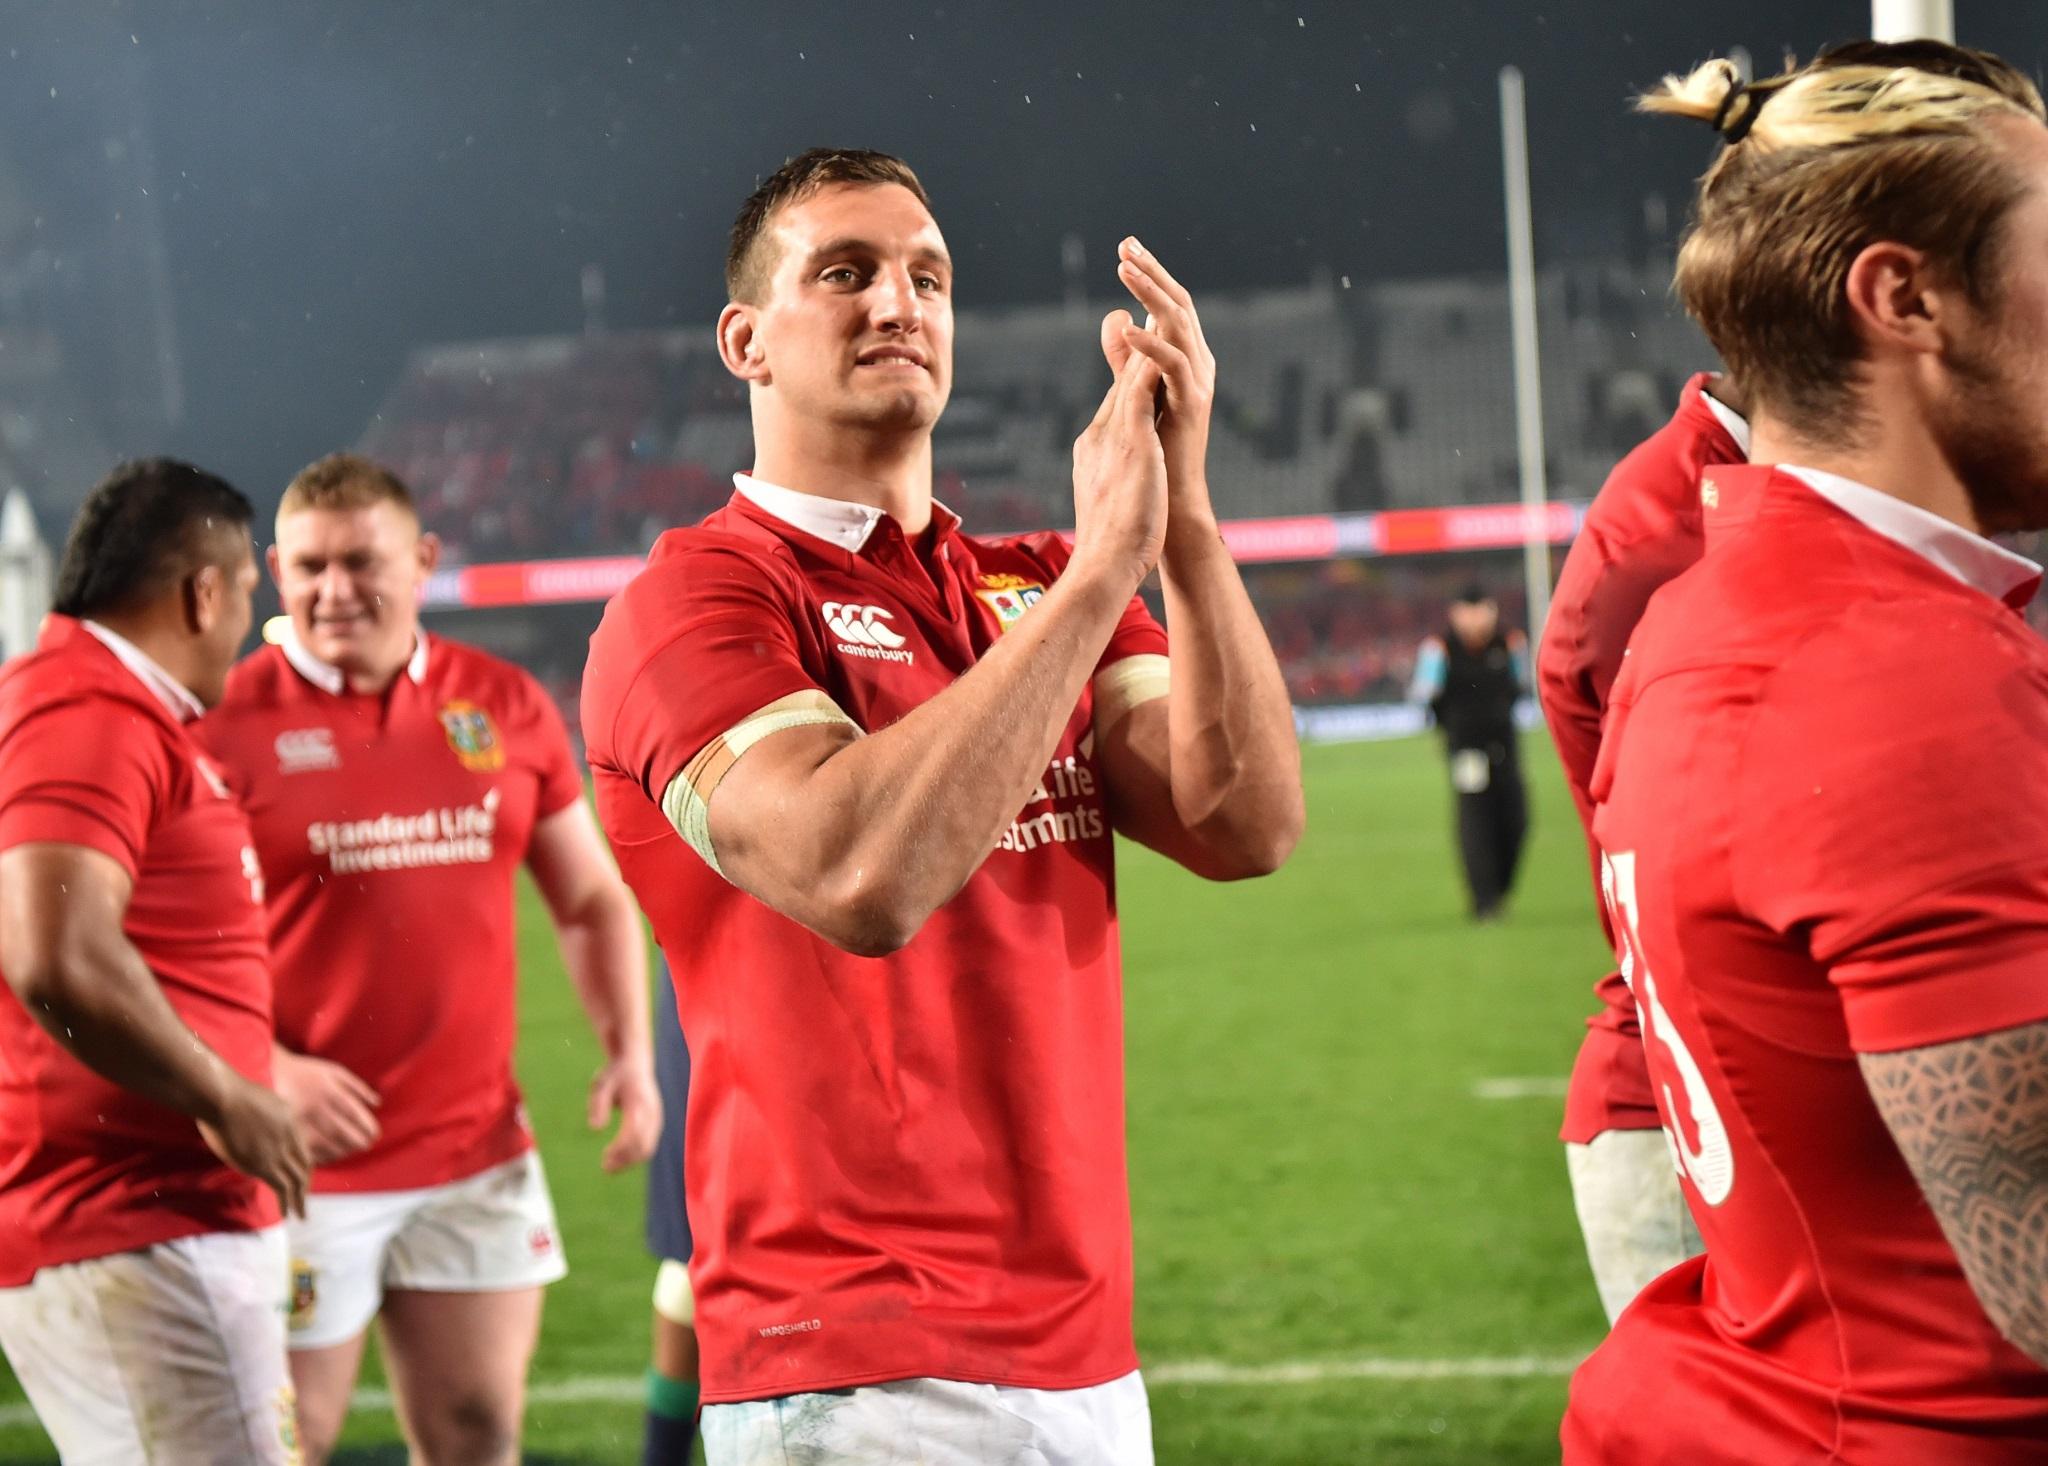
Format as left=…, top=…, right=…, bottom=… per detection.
left=1024, top=94, right=1031, bottom=104
left=1297, top=15, right=1305, bottom=25
left=1250, top=123, right=1257, bottom=132
left=1340, top=275, right=1352, bottom=289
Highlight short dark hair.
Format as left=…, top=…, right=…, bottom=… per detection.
left=52, top=458, right=254, bottom=619
left=726, top=148, right=932, bottom=303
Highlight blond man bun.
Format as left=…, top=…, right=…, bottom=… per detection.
left=1641, top=41, right=2045, bottom=443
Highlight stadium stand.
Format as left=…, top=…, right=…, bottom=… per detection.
left=363, top=261, right=1712, bottom=562
left=376, top=262, right=1700, bottom=714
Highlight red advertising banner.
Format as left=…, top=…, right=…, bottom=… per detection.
left=423, top=500, right=1587, bottom=609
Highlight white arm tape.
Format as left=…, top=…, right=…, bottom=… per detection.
left=652, top=1257, right=695, bottom=1325
left=1093, top=654, right=1171, bottom=733
left=659, top=688, right=860, bottom=877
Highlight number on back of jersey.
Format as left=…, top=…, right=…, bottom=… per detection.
left=1600, top=849, right=1735, bottom=1207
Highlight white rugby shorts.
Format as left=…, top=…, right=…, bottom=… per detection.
left=0, top=1224, right=300, bottom=1465
left=286, top=1149, right=567, bottom=1349
left=1566, top=1128, right=1704, bottom=1323
left=702, top=1369, right=1153, bottom=1466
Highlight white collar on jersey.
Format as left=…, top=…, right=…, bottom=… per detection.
left=277, top=619, right=430, bottom=696
left=733, top=472, right=960, bottom=552
left=733, top=473, right=888, bottom=551
left=80, top=620, right=206, bottom=723
left=1780, top=464, right=2041, bottom=603
left=1699, top=390, right=1752, bottom=458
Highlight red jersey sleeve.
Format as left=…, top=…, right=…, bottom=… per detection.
left=0, top=699, right=175, bottom=877
left=516, top=670, right=585, bottom=818
left=1538, top=379, right=1741, bottom=808
left=584, top=539, right=826, bottom=801
left=1736, top=604, right=2048, bottom=1054
left=1105, top=585, right=1169, bottom=667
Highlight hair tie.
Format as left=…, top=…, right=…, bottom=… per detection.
left=1711, top=82, right=1764, bottom=144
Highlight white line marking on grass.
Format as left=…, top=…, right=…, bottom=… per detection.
left=1471, top=1076, right=1569, bottom=1100
left=0, top=1355, right=1588, bottom=1430
left=1148, top=1355, right=1583, bottom=1385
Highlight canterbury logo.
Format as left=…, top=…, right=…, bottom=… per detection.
left=822, top=602, right=907, bottom=649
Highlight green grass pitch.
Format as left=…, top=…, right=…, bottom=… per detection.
left=0, top=731, right=1615, bottom=1463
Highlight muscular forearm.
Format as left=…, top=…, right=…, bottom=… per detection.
left=1862, top=1026, right=2048, bottom=1366
left=718, top=555, right=1143, bottom=952
left=1155, top=510, right=1305, bottom=868
left=15, top=940, right=238, bottom=1126
left=556, top=889, right=652, bottom=1063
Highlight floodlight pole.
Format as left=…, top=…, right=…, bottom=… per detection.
left=0, top=491, right=51, bottom=662
left=1499, top=65, right=1551, bottom=639
left=1871, top=0, right=1954, bottom=41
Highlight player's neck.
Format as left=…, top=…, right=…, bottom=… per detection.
left=87, top=606, right=209, bottom=702
left=341, top=661, right=405, bottom=696
left=749, top=418, right=935, bottom=537
left=1750, top=409, right=1983, bottom=538
left=297, top=625, right=415, bottom=697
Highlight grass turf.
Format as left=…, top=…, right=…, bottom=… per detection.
left=0, top=731, right=1613, bottom=1463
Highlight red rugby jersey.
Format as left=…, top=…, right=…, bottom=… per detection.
left=582, top=482, right=1168, bottom=1404
left=1564, top=467, right=2048, bottom=1463
left=1536, top=375, right=1746, bottom=1142
left=0, top=616, right=278, bottom=1283
left=196, top=632, right=583, bottom=1192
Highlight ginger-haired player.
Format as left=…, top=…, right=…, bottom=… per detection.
left=583, top=148, right=1303, bottom=1465
left=197, top=454, right=660, bottom=1466
left=1566, top=41, right=2048, bottom=1461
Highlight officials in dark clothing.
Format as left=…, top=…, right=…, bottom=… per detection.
left=1410, top=586, right=1530, bottom=920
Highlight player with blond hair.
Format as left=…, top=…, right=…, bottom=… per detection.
left=1565, top=39, right=2048, bottom=1462
left=197, top=453, right=660, bottom=1466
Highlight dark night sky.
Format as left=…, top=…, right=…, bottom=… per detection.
left=3, top=0, right=2044, bottom=507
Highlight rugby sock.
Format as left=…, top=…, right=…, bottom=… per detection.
left=642, top=1369, right=699, bottom=1465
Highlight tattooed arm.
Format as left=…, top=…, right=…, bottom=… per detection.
left=1861, top=1021, right=2048, bottom=1366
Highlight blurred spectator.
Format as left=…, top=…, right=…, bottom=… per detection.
left=1408, top=585, right=1530, bottom=920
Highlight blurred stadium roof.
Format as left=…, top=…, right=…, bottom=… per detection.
left=1, top=0, right=2042, bottom=510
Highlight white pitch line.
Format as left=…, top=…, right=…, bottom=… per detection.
left=0, top=1354, right=1587, bottom=1431
left=1471, top=1076, right=1569, bottom=1100
left=1148, top=1354, right=1582, bottom=1385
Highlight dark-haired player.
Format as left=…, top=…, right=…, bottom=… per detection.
left=584, top=148, right=1303, bottom=1465
left=0, top=458, right=309, bottom=1463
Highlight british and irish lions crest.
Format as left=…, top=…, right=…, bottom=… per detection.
left=438, top=699, right=506, bottom=773
left=975, top=573, right=1046, bottom=631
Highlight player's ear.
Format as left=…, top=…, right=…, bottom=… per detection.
left=719, top=303, right=769, bottom=385
left=264, top=541, right=284, bottom=592
left=415, top=529, right=442, bottom=577
left=186, top=563, right=223, bottom=635
left=1844, top=241, right=1944, bottom=358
